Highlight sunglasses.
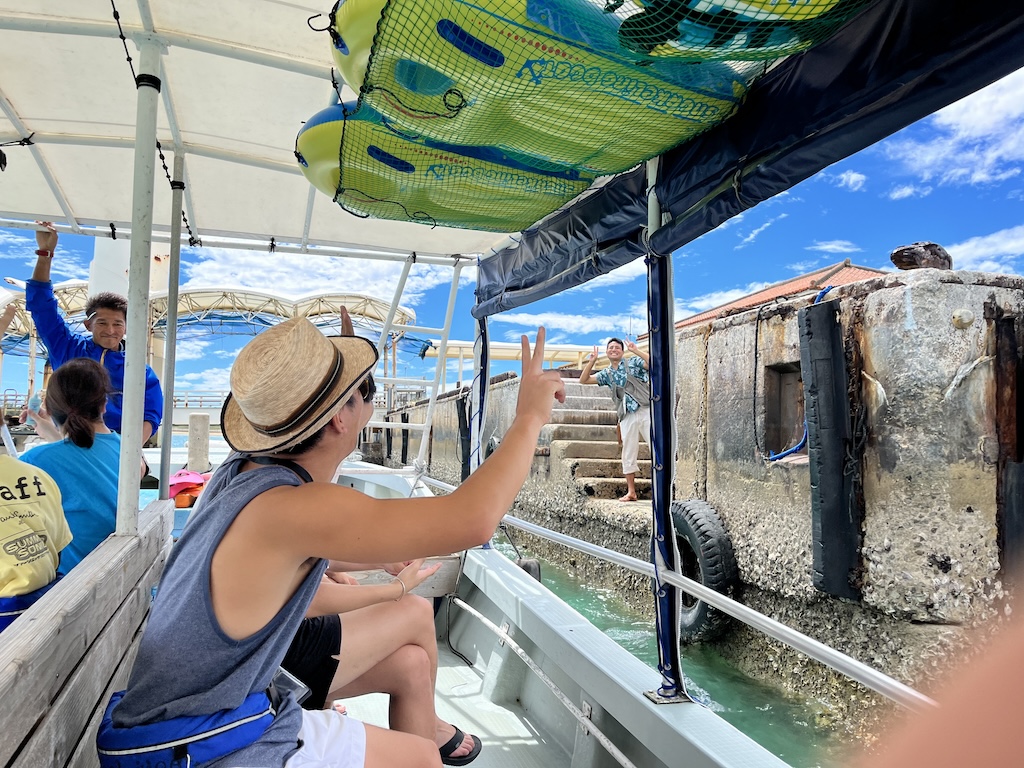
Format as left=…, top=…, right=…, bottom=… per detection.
left=358, top=374, right=376, bottom=403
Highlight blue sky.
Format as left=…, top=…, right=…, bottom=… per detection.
left=1, top=67, right=1022, bottom=395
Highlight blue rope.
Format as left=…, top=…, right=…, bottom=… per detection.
left=767, top=285, right=832, bottom=462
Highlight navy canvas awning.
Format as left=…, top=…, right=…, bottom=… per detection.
left=474, top=0, right=1024, bottom=318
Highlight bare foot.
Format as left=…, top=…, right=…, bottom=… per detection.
left=436, top=720, right=475, bottom=760
left=619, top=493, right=638, bottom=502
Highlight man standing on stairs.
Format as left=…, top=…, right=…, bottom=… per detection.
left=579, top=338, right=651, bottom=502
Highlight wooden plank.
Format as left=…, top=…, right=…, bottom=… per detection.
left=11, top=542, right=169, bottom=768
left=65, top=630, right=143, bottom=768
left=0, top=502, right=172, bottom=766
left=349, top=554, right=462, bottom=597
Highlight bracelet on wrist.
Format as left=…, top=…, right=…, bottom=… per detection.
left=392, top=576, right=407, bottom=602
left=35, top=249, right=53, bottom=258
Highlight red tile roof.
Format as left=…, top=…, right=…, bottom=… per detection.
left=672, top=260, right=886, bottom=330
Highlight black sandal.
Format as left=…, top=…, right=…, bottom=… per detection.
left=438, top=725, right=482, bottom=766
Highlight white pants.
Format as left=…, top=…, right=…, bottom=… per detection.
left=620, top=406, right=651, bottom=475
left=284, top=709, right=367, bottom=768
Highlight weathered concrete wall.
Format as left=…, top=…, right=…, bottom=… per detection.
left=856, top=270, right=1009, bottom=623
left=389, top=268, right=1023, bottom=740
left=679, top=269, right=1021, bottom=624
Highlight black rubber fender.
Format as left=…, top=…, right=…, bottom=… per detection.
left=670, top=499, right=739, bottom=643
left=516, top=558, right=542, bottom=583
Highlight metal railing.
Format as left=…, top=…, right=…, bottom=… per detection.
left=416, top=475, right=938, bottom=714
left=171, top=390, right=227, bottom=408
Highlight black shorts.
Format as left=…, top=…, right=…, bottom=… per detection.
left=281, top=614, right=342, bottom=710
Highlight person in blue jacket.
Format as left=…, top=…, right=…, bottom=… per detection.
left=26, top=222, right=163, bottom=444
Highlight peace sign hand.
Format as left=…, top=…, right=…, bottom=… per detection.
left=625, top=338, right=639, bottom=353
left=590, top=345, right=599, bottom=361
left=517, top=327, right=566, bottom=428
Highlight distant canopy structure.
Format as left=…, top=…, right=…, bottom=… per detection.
left=295, top=0, right=874, bottom=231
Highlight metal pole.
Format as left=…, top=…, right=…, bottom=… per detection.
left=116, top=40, right=161, bottom=535
left=645, top=156, right=686, bottom=700
left=158, top=151, right=184, bottom=499
left=376, top=255, right=413, bottom=358
left=469, top=313, right=489, bottom=476
left=27, top=328, right=37, bottom=396
left=415, top=261, right=463, bottom=468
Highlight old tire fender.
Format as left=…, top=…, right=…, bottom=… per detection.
left=670, top=499, right=739, bottom=643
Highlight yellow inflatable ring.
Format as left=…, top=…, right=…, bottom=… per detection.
left=328, top=0, right=749, bottom=175
left=295, top=102, right=595, bottom=232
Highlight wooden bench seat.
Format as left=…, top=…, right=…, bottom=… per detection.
left=0, top=501, right=173, bottom=768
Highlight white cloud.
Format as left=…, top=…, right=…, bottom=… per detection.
left=172, top=338, right=212, bottom=361
left=716, top=211, right=746, bottom=231
left=180, top=247, right=459, bottom=308
left=887, top=184, right=933, bottom=200
left=786, top=259, right=822, bottom=273
left=736, top=214, right=788, bottom=249
left=491, top=310, right=640, bottom=335
left=805, top=240, right=862, bottom=254
left=175, top=366, right=232, bottom=391
left=678, top=282, right=773, bottom=315
left=946, top=224, right=1024, bottom=274
left=884, top=68, right=1024, bottom=186
left=0, top=230, right=32, bottom=250
left=833, top=170, right=867, bottom=191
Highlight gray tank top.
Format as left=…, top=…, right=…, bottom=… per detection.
left=113, top=453, right=326, bottom=767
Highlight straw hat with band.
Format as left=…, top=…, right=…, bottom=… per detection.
left=221, top=317, right=378, bottom=455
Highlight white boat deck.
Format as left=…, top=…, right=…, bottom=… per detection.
left=343, top=645, right=567, bottom=768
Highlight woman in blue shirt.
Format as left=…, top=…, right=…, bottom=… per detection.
left=21, top=358, right=120, bottom=575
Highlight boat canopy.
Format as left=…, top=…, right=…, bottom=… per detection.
left=473, top=0, right=1024, bottom=317
left=0, top=1, right=509, bottom=260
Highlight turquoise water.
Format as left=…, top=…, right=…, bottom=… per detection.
left=492, top=541, right=841, bottom=768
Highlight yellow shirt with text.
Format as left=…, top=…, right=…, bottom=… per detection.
left=0, top=455, right=70, bottom=598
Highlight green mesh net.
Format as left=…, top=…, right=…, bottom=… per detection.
left=302, top=0, right=875, bottom=231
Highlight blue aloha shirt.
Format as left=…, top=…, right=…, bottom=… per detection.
left=594, top=357, right=649, bottom=414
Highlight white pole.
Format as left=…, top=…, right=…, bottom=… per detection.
left=415, top=261, right=463, bottom=467
left=158, top=152, right=185, bottom=499
left=27, top=328, right=36, bottom=396
left=116, top=40, right=161, bottom=535
left=376, top=255, right=413, bottom=357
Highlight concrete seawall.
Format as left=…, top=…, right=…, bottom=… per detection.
left=387, top=268, right=1023, bottom=742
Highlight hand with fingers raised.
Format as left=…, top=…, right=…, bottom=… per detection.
left=516, top=327, right=566, bottom=428
left=339, top=306, right=354, bottom=337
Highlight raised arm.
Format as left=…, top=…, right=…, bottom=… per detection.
left=625, top=339, right=650, bottom=368
left=269, top=328, right=566, bottom=565
left=31, top=222, right=58, bottom=283
left=578, top=345, right=599, bottom=385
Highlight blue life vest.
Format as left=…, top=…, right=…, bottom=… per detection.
left=96, top=688, right=277, bottom=768
left=0, top=580, right=56, bottom=632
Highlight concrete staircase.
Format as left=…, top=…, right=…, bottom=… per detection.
left=548, top=377, right=652, bottom=501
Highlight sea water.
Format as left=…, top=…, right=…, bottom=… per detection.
left=493, top=541, right=842, bottom=768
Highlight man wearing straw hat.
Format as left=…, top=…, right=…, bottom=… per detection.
left=99, top=317, right=565, bottom=768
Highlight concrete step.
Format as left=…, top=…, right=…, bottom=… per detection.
left=550, top=409, right=618, bottom=426
left=553, top=439, right=652, bottom=461
left=548, top=424, right=620, bottom=441
left=554, top=395, right=616, bottom=412
left=560, top=381, right=612, bottom=398
left=577, top=476, right=653, bottom=500
left=572, top=457, right=652, bottom=479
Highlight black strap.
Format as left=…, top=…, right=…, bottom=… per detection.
left=248, top=456, right=314, bottom=484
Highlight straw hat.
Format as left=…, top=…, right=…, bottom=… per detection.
left=221, top=317, right=378, bottom=454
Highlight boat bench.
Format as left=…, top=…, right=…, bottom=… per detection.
left=0, top=501, right=174, bottom=768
